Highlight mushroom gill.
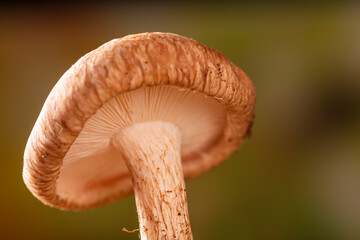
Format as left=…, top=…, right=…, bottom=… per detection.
left=57, top=85, right=226, bottom=204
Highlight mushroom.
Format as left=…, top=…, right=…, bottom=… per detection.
left=23, top=32, right=255, bottom=239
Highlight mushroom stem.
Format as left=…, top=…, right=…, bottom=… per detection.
left=112, top=121, right=193, bottom=240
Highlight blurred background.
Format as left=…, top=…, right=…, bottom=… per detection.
left=1, top=1, right=360, bottom=239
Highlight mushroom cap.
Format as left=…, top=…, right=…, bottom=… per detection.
left=23, top=32, right=255, bottom=210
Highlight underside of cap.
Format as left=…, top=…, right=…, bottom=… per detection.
left=57, top=85, right=227, bottom=206
left=23, top=32, right=255, bottom=210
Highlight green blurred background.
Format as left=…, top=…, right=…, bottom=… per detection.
left=1, top=1, right=360, bottom=239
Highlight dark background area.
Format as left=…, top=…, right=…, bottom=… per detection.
left=1, top=1, right=360, bottom=239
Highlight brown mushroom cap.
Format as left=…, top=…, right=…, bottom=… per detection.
left=23, top=32, right=255, bottom=210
